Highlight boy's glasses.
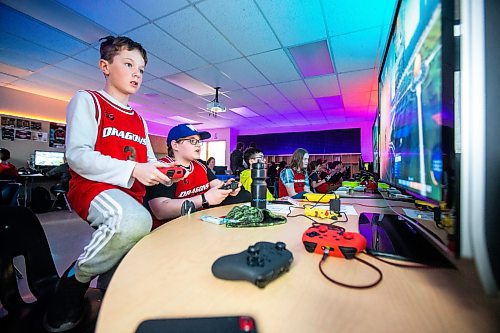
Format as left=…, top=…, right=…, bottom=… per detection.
left=177, top=138, right=203, bottom=146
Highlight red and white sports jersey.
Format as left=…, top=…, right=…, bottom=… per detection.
left=68, top=90, right=148, bottom=219
left=159, top=156, right=210, bottom=198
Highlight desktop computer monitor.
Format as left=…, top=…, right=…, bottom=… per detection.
left=34, top=150, right=65, bottom=167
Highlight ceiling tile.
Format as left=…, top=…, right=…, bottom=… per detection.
left=247, top=85, right=287, bottom=104
left=226, top=89, right=263, bottom=106
left=289, top=40, right=334, bottom=77
left=0, top=73, right=17, bottom=85
left=315, top=95, right=343, bottom=110
left=54, top=0, right=147, bottom=34
left=342, top=91, right=371, bottom=108
left=330, top=27, right=381, bottom=73
left=54, top=58, right=103, bottom=82
left=146, top=54, right=179, bottom=78
left=338, top=68, right=374, bottom=94
left=275, top=80, right=312, bottom=100
left=127, top=24, right=207, bottom=71
left=1, top=32, right=67, bottom=64
left=155, top=7, right=241, bottom=63
left=72, top=47, right=100, bottom=66
left=196, top=0, right=280, bottom=56
left=0, top=49, right=48, bottom=72
left=289, top=98, right=320, bottom=111
left=305, top=74, right=340, bottom=98
left=256, top=0, right=326, bottom=47
left=248, top=49, right=300, bottom=83
left=143, top=78, right=198, bottom=99
left=323, top=0, right=387, bottom=36
left=123, top=0, right=188, bottom=20
left=187, top=66, right=242, bottom=91
left=216, top=58, right=269, bottom=88
left=269, top=100, right=296, bottom=114
left=0, top=7, right=87, bottom=57
left=0, top=1, right=107, bottom=46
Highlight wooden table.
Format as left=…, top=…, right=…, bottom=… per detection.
left=96, top=199, right=500, bottom=333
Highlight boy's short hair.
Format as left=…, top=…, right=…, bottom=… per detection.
left=99, top=36, right=148, bottom=65
left=243, top=147, right=263, bottom=166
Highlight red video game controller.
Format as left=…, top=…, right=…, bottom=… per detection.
left=157, top=166, right=186, bottom=180
left=302, top=223, right=367, bottom=259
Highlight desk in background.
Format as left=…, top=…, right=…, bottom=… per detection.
left=96, top=199, right=500, bottom=333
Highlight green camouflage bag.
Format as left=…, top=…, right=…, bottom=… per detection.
left=225, top=205, right=287, bottom=228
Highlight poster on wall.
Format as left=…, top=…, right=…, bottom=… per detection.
left=16, top=119, right=31, bottom=129
left=30, top=121, right=42, bottom=131
left=1, top=116, right=16, bottom=127
left=32, top=131, right=48, bottom=142
left=15, top=129, right=32, bottom=140
left=1, top=127, right=14, bottom=141
left=49, top=122, right=66, bottom=148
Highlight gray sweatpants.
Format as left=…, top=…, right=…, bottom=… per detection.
left=74, top=189, right=152, bottom=283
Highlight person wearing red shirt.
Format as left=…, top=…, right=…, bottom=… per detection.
left=0, top=148, right=18, bottom=178
left=145, top=124, right=251, bottom=228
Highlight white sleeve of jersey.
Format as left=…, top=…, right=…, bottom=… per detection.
left=65, top=90, right=137, bottom=188
left=142, top=118, right=158, bottom=163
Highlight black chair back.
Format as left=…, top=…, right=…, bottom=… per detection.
left=0, top=206, right=59, bottom=314
left=0, top=182, right=20, bottom=207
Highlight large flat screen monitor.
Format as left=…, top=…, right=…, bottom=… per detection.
left=372, top=112, right=380, bottom=174
left=378, top=0, right=454, bottom=204
left=34, top=150, right=65, bottom=167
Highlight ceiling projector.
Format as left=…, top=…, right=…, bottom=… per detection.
left=207, top=101, right=226, bottom=113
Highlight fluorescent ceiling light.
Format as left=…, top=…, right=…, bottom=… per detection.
left=165, top=73, right=215, bottom=96
left=229, top=106, right=259, bottom=117
left=168, top=115, right=198, bottom=123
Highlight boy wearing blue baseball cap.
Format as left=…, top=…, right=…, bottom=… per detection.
left=144, top=124, right=251, bottom=228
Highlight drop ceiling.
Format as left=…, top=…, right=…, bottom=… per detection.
left=0, top=0, right=396, bottom=134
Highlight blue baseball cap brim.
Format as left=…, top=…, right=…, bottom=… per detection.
left=167, top=124, right=211, bottom=146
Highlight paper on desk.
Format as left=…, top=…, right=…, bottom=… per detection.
left=403, top=208, right=434, bottom=221
left=266, top=203, right=295, bottom=215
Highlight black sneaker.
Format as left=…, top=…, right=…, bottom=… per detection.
left=43, top=264, right=90, bottom=332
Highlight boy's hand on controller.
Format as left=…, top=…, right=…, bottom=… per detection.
left=226, top=179, right=241, bottom=196
left=133, top=162, right=174, bottom=186
left=206, top=184, right=232, bottom=205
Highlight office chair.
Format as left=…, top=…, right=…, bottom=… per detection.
left=0, top=206, right=102, bottom=333
left=0, top=182, right=21, bottom=207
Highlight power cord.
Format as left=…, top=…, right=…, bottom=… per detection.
left=318, top=249, right=383, bottom=289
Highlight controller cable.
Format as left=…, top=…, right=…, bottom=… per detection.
left=365, top=253, right=437, bottom=269
left=286, top=205, right=349, bottom=224
left=319, top=249, right=383, bottom=289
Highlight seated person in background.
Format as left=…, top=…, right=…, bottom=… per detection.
left=308, top=161, right=329, bottom=193
left=322, top=161, right=345, bottom=190
left=207, top=157, right=216, bottom=176
left=239, top=147, right=275, bottom=201
left=0, top=148, right=18, bottom=178
left=145, top=124, right=251, bottom=228
left=45, top=157, right=70, bottom=195
left=278, top=148, right=310, bottom=199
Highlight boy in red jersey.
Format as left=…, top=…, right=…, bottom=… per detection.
left=144, top=123, right=251, bottom=228
left=0, top=148, right=18, bottom=178
left=44, top=36, right=175, bottom=332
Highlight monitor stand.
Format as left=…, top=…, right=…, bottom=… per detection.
left=358, top=213, right=455, bottom=268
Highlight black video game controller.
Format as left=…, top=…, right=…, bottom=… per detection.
left=211, top=241, right=293, bottom=288
left=220, top=182, right=239, bottom=190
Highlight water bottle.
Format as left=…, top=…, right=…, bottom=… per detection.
left=251, top=161, right=267, bottom=209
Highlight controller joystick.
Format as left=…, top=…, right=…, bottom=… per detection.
left=275, top=242, right=286, bottom=251
left=212, top=241, right=293, bottom=288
